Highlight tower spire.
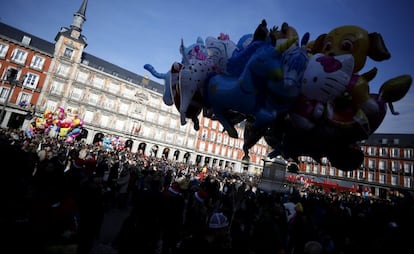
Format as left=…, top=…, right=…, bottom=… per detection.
left=71, top=0, right=88, bottom=32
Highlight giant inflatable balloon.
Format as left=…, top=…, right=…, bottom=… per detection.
left=143, top=20, right=412, bottom=171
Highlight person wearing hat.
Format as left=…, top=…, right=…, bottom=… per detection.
left=205, top=212, right=232, bottom=250
left=177, top=211, right=232, bottom=253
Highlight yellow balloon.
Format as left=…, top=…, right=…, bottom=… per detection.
left=59, top=127, right=70, bottom=137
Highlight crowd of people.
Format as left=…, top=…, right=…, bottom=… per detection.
left=1, top=127, right=414, bottom=254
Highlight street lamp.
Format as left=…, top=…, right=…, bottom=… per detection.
left=0, top=66, right=24, bottom=125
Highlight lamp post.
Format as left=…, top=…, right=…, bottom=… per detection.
left=0, top=67, right=23, bottom=125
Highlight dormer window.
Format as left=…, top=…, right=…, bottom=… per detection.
left=22, top=35, right=31, bottom=45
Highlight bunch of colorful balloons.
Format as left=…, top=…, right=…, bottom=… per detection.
left=27, top=106, right=85, bottom=142
left=144, top=20, right=412, bottom=170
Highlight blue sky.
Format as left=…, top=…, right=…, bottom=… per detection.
left=2, top=0, right=413, bottom=134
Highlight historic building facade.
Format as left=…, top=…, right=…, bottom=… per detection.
left=0, top=23, right=52, bottom=130
left=2, top=0, right=412, bottom=192
left=294, top=134, right=414, bottom=197
left=0, top=0, right=267, bottom=173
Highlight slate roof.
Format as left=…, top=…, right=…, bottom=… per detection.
left=0, top=22, right=54, bottom=55
left=0, top=22, right=164, bottom=94
left=362, top=133, right=414, bottom=147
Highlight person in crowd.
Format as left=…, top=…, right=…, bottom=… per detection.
left=160, top=181, right=186, bottom=254
left=2, top=127, right=414, bottom=254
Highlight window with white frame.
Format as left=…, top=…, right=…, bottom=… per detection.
left=134, top=104, right=143, bottom=114
left=70, top=87, right=83, bottom=100
left=146, top=110, right=155, bottom=122
left=329, top=167, right=335, bottom=176
left=0, top=87, right=10, bottom=102
left=158, top=114, right=166, bottom=126
left=115, top=119, right=125, bottom=131
left=358, top=171, right=364, bottom=180
left=208, top=143, right=213, bottom=153
left=215, top=145, right=220, bottom=155
left=211, top=120, right=217, bottom=129
left=88, top=93, right=99, bottom=105
left=229, top=137, right=234, bottom=146
left=391, top=175, right=398, bottom=186
left=169, top=119, right=177, bottom=129
left=177, top=135, right=184, bottom=146
left=45, top=100, right=58, bottom=112
left=391, top=161, right=400, bottom=172
left=227, top=148, right=232, bottom=158
left=50, top=80, right=64, bottom=95
left=23, top=73, right=39, bottom=89
left=221, top=148, right=226, bottom=157
left=148, top=97, right=158, bottom=108
left=17, top=92, right=31, bottom=107
left=0, top=43, right=9, bottom=58
left=379, top=174, right=386, bottom=184
left=201, top=129, right=207, bottom=139
left=119, top=102, right=129, bottom=115
left=368, top=147, right=376, bottom=156
left=166, top=132, right=174, bottom=143
left=368, top=159, right=376, bottom=169
left=30, top=55, right=45, bottom=70
left=83, top=110, right=95, bottom=123
left=203, top=118, right=210, bottom=127
left=83, top=110, right=94, bottom=123
left=379, top=147, right=388, bottom=157
left=57, top=63, right=70, bottom=77
left=100, top=115, right=109, bottom=127
left=223, top=135, right=228, bottom=145
left=404, top=162, right=413, bottom=174
left=10, top=48, right=28, bottom=64
left=103, top=98, right=115, bottom=110
left=391, top=148, right=400, bottom=158
left=368, top=172, right=374, bottom=182
left=404, top=177, right=412, bottom=188
left=199, top=141, right=206, bottom=151
left=123, top=87, right=134, bottom=99
left=63, top=48, right=74, bottom=59
left=217, top=133, right=222, bottom=143
left=404, top=149, right=413, bottom=159
left=313, top=164, right=319, bottom=174
left=233, top=149, right=238, bottom=159
left=320, top=166, right=326, bottom=175
left=109, top=81, right=119, bottom=93
left=76, top=71, right=88, bottom=83
left=93, top=76, right=105, bottom=89
left=378, top=160, right=386, bottom=170
left=305, top=164, right=311, bottom=173
left=210, top=131, right=216, bottom=141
